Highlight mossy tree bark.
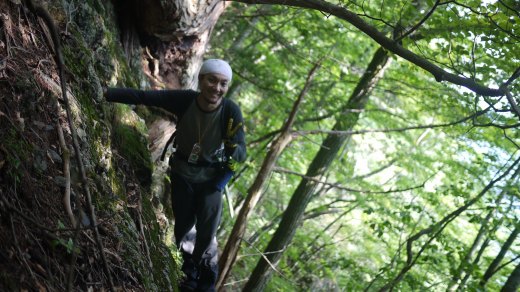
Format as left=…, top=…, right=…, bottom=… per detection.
left=113, top=0, right=228, bottom=89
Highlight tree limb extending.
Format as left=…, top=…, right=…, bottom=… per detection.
left=504, top=66, right=520, bottom=87
left=232, top=0, right=509, bottom=97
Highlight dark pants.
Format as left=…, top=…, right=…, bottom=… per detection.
left=171, top=173, right=222, bottom=292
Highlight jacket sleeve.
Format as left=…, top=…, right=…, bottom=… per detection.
left=225, top=100, right=247, bottom=163
left=105, top=88, right=195, bottom=116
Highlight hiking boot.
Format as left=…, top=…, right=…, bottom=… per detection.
left=180, top=257, right=199, bottom=292
left=196, top=264, right=217, bottom=292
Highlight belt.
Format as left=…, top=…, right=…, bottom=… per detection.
left=174, top=152, right=221, bottom=168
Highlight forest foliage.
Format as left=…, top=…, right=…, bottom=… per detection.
left=207, top=1, right=519, bottom=291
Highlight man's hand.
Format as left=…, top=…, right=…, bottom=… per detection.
left=226, top=118, right=242, bottom=139
left=224, top=118, right=242, bottom=157
left=227, top=157, right=239, bottom=171
left=223, top=139, right=237, bottom=156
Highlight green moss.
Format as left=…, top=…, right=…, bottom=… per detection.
left=110, top=195, right=179, bottom=291
left=141, top=192, right=181, bottom=289
left=117, top=211, right=151, bottom=285
left=3, top=128, right=32, bottom=184
left=111, top=104, right=153, bottom=186
left=49, top=2, right=180, bottom=289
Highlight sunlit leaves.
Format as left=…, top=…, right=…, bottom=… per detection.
left=208, top=1, right=519, bottom=290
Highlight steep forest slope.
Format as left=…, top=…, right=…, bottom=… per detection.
left=2, top=0, right=519, bottom=291
left=0, top=0, right=180, bottom=290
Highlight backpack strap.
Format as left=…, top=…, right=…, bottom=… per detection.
left=220, top=98, right=230, bottom=139
left=160, top=130, right=176, bottom=161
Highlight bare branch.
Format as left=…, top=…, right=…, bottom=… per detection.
left=57, top=122, right=75, bottom=227
left=294, top=108, right=490, bottom=137
left=503, top=129, right=520, bottom=150
left=496, top=255, right=520, bottom=275
left=353, top=158, right=397, bottom=180
left=449, top=1, right=520, bottom=40
left=470, top=122, right=519, bottom=130
left=274, top=167, right=425, bottom=194
left=8, top=213, right=38, bottom=283
left=498, top=0, right=520, bottom=18
left=239, top=238, right=290, bottom=280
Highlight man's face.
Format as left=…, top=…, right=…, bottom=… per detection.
left=198, top=73, right=230, bottom=109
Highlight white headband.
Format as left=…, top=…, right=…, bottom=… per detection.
left=199, top=59, right=232, bottom=81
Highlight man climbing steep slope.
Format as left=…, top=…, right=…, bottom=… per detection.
left=105, top=59, right=246, bottom=292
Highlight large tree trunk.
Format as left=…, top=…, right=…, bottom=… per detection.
left=217, top=62, right=322, bottom=289
left=243, top=47, right=391, bottom=291
left=115, top=0, right=228, bottom=89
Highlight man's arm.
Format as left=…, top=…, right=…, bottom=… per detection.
left=104, top=88, right=196, bottom=115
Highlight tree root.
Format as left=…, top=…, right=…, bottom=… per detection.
left=57, top=121, right=75, bottom=227
left=23, top=0, right=114, bottom=290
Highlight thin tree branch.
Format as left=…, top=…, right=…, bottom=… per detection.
left=503, top=66, right=520, bottom=87
left=294, top=108, right=490, bottom=137
left=395, top=0, right=442, bottom=42
left=504, top=88, right=520, bottom=119
left=449, top=1, right=520, bottom=40
left=496, top=255, right=520, bottom=275
left=503, top=130, right=520, bottom=150
left=498, top=0, right=520, bottom=17
left=57, top=122, right=75, bottom=227
left=274, top=167, right=426, bottom=194
left=353, top=158, right=397, bottom=180
left=8, top=213, right=38, bottom=283
left=240, top=238, right=291, bottom=281
left=248, top=129, right=281, bottom=145
left=249, top=108, right=386, bottom=146
left=472, top=122, right=520, bottom=130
